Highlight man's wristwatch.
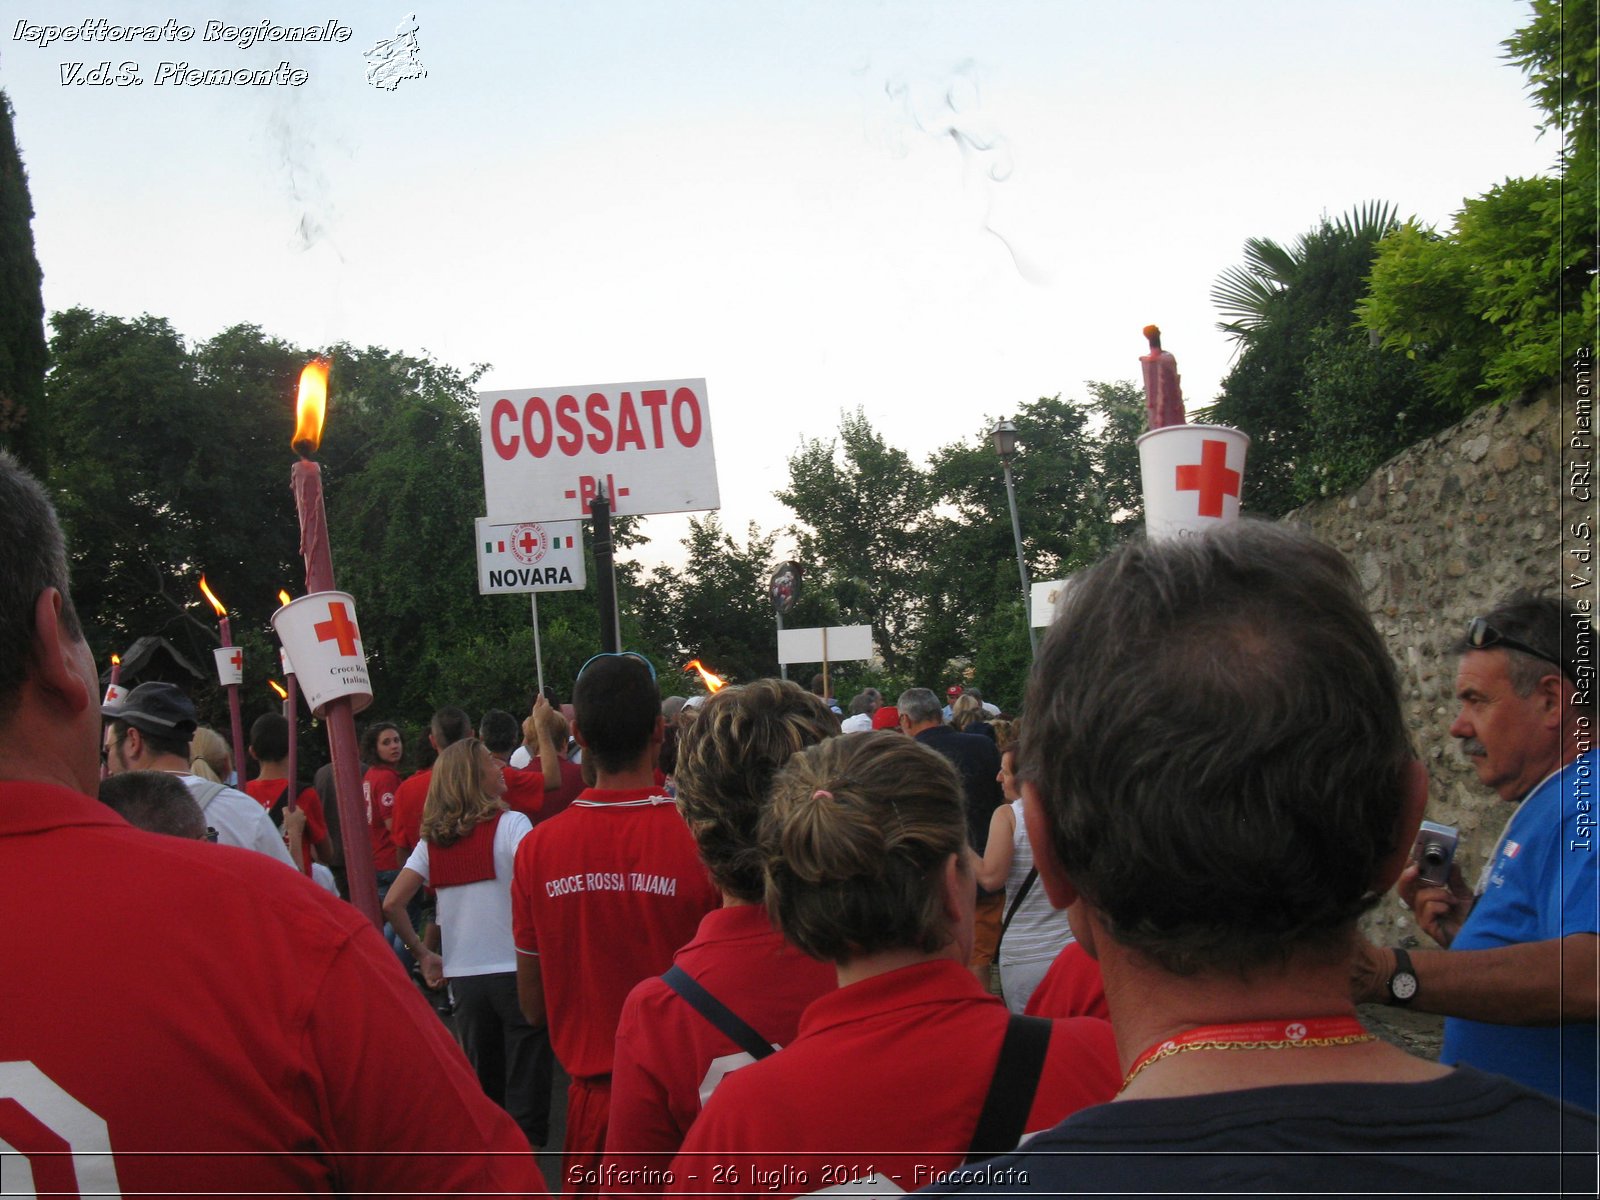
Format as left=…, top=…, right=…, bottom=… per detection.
left=1386, top=946, right=1419, bottom=1005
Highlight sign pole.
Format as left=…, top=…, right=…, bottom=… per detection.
left=776, top=610, right=787, bottom=681
left=531, top=593, right=546, bottom=696
left=590, top=483, right=620, bottom=653
left=821, top=627, right=831, bottom=705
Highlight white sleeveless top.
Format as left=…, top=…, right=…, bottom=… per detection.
left=1000, top=799, right=1075, bottom=967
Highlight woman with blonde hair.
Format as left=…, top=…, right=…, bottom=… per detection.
left=187, top=726, right=232, bottom=784
left=950, top=692, right=994, bottom=740
left=381, top=739, right=541, bottom=1147
left=668, top=731, right=1118, bottom=1195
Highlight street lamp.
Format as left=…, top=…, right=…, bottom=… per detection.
left=991, top=418, right=1038, bottom=659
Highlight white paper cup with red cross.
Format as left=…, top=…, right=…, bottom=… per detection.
left=213, top=646, right=244, bottom=687
left=270, top=591, right=373, bottom=717
left=1137, top=424, right=1251, bottom=540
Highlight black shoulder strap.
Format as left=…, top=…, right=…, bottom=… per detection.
left=997, top=868, right=1038, bottom=949
left=966, top=1014, right=1053, bottom=1163
left=661, top=965, right=775, bottom=1062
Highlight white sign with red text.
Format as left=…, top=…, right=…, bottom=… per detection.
left=479, top=378, right=719, bottom=521
left=475, top=518, right=587, bottom=595
left=270, top=591, right=374, bottom=717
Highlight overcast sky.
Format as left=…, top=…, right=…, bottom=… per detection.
left=4, top=0, right=1556, bottom=566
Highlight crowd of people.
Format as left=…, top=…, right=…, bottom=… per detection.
left=3, top=445, right=1596, bottom=1196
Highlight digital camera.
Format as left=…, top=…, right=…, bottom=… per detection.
left=1412, top=820, right=1459, bottom=887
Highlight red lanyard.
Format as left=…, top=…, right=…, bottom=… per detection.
left=1122, top=1016, right=1375, bottom=1092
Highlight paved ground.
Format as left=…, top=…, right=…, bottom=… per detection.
left=1358, top=1003, right=1446, bottom=1060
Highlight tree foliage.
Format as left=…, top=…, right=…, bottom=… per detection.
left=1201, top=208, right=1446, bottom=514
left=638, top=516, right=781, bottom=688
left=1357, top=3, right=1596, bottom=412
left=41, top=313, right=655, bottom=746
left=774, top=410, right=935, bottom=676
left=0, top=90, right=46, bottom=473
left=775, top=387, right=1145, bottom=709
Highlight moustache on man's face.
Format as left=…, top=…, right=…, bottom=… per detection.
left=1459, top=738, right=1487, bottom=758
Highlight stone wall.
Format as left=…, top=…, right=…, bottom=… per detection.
left=1286, top=387, right=1566, bottom=950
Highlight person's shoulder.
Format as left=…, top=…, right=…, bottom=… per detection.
left=196, top=779, right=277, bottom=817
left=618, top=970, right=676, bottom=1027
left=80, top=811, right=363, bottom=935
left=500, top=808, right=534, bottom=841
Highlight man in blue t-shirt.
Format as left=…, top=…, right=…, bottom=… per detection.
left=1356, top=592, right=1598, bottom=1112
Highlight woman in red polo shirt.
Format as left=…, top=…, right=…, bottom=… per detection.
left=668, top=731, right=1119, bottom=1196
left=381, top=739, right=541, bottom=1147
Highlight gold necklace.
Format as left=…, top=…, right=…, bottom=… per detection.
left=1120, top=1017, right=1377, bottom=1093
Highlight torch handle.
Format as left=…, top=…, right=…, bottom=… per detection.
left=226, top=684, right=246, bottom=793
left=325, top=698, right=380, bottom=928
left=284, top=675, right=298, bottom=813
left=216, top=616, right=247, bottom=790
left=294, top=462, right=337, bottom=594
left=291, top=458, right=378, bottom=926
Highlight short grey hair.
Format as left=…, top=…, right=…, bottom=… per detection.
left=1021, top=521, right=1412, bottom=976
left=1454, top=591, right=1595, bottom=717
left=896, top=688, right=942, bottom=726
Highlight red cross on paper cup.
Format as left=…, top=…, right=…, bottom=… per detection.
left=102, top=682, right=126, bottom=706
left=1136, top=424, right=1251, bottom=540
left=213, top=646, right=245, bottom=688
left=270, top=591, right=374, bottom=718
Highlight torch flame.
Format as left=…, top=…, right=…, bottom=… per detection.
left=198, top=575, right=227, bottom=617
left=684, top=659, right=727, bottom=693
left=111, top=654, right=120, bottom=666
left=278, top=590, right=292, bottom=607
left=293, top=358, right=331, bottom=455
left=269, top=680, right=288, bottom=700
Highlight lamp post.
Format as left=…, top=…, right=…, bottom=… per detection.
left=991, top=418, right=1038, bottom=659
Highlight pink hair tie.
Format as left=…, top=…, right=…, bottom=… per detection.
left=811, top=789, right=834, bottom=801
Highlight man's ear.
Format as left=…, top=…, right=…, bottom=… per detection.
left=650, top=715, right=665, bottom=747
left=30, top=589, right=91, bottom=715
left=1021, top=780, right=1079, bottom=910
left=121, top=725, right=145, bottom=766
left=1374, top=759, right=1429, bottom=895
left=1536, top=673, right=1566, bottom=731
left=570, top=718, right=589, bottom=750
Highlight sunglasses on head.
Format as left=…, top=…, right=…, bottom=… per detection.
left=576, top=651, right=657, bottom=683
left=1466, top=617, right=1569, bottom=681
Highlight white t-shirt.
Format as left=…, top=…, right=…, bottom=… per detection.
left=179, top=774, right=297, bottom=868
left=404, top=811, right=533, bottom=977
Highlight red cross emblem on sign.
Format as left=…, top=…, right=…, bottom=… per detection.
left=313, top=601, right=362, bottom=657
left=228, top=649, right=243, bottom=672
left=510, top=523, right=547, bottom=566
left=1174, top=439, right=1242, bottom=518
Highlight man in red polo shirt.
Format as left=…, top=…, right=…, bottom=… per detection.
left=0, top=450, right=546, bottom=1195
left=512, top=652, right=719, bottom=1197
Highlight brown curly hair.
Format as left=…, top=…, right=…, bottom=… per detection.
left=673, top=679, right=839, bottom=900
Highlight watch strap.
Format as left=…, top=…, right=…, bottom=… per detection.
left=1387, top=946, right=1418, bottom=1005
